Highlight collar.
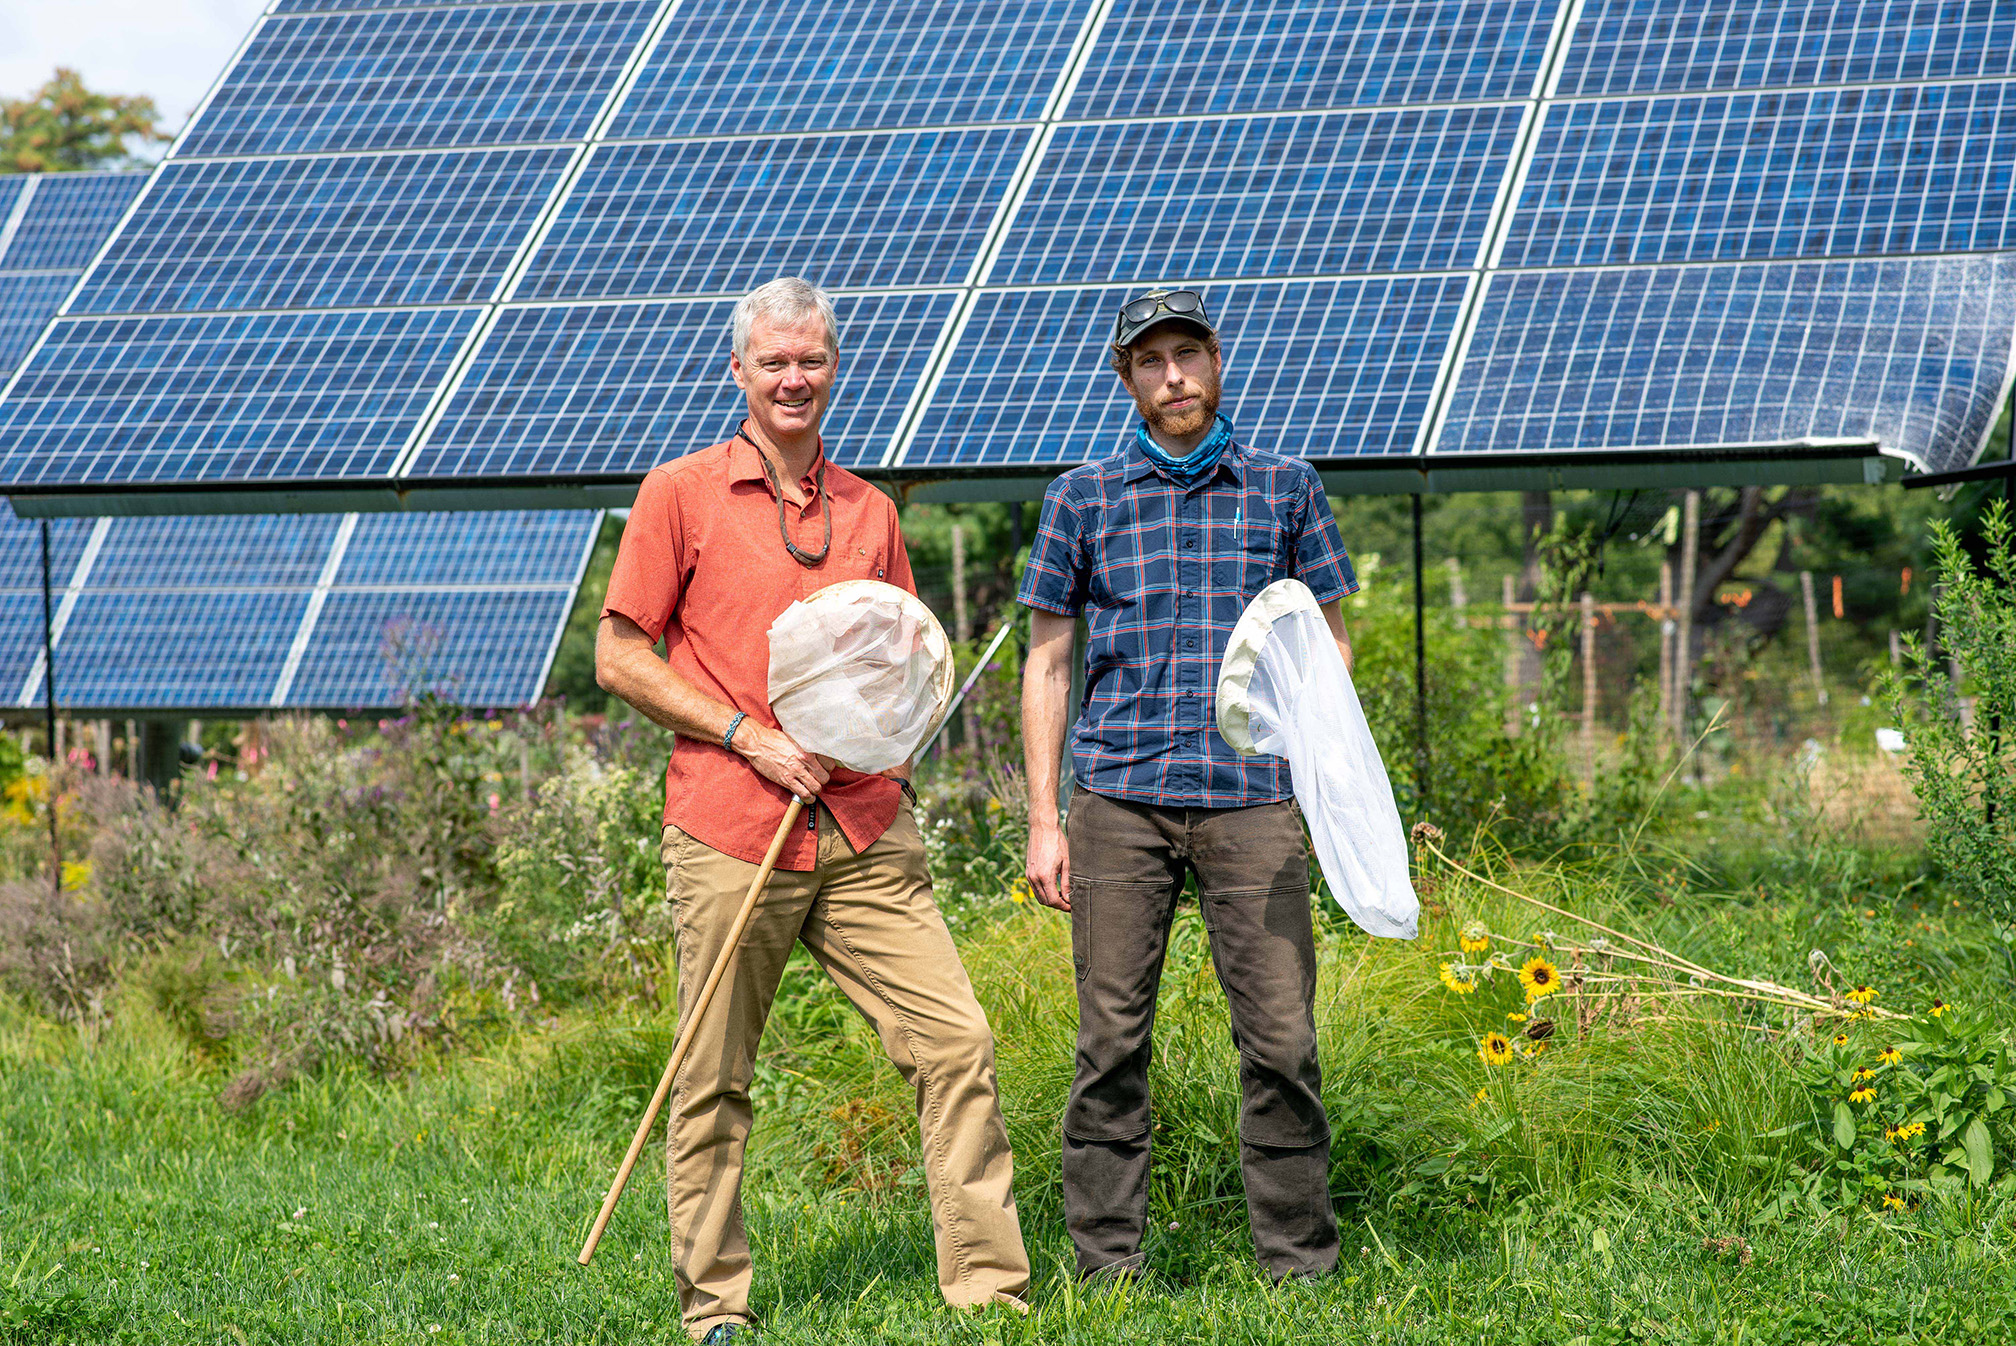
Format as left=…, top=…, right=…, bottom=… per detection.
left=1122, top=430, right=1244, bottom=486
left=730, top=430, right=825, bottom=497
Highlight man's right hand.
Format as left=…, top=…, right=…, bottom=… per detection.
left=1026, top=819, right=1070, bottom=913
left=734, top=722, right=830, bottom=803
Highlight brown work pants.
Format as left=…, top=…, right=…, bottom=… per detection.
left=1064, top=792, right=1339, bottom=1281
left=660, top=803, right=1029, bottom=1339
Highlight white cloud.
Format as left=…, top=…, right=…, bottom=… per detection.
left=0, top=0, right=270, bottom=145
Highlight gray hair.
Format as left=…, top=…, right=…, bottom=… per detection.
left=731, top=277, right=839, bottom=362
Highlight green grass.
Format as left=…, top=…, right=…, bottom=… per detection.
left=8, top=828, right=2016, bottom=1346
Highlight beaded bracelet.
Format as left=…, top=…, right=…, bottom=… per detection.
left=722, top=711, right=747, bottom=751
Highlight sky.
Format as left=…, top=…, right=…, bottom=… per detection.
left=0, top=0, right=268, bottom=145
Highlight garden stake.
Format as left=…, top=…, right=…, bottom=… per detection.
left=577, top=796, right=805, bottom=1265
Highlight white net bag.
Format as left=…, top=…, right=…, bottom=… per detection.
left=1215, top=579, right=1417, bottom=940
left=766, top=580, right=956, bottom=774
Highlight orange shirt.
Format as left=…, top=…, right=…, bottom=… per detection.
left=601, top=437, right=916, bottom=871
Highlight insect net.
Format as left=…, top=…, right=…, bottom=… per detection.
left=766, top=580, right=956, bottom=774
left=1215, top=579, right=1417, bottom=940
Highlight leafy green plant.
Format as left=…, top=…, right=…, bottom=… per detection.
left=1771, top=1000, right=2016, bottom=1217
left=1878, top=499, right=2016, bottom=927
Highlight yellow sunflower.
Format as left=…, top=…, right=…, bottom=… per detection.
left=1518, top=956, right=1561, bottom=1002
left=1877, top=1046, right=1901, bottom=1065
left=1479, top=1032, right=1515, bottom=1066
left=1849, top=1086, right=1876, bottom=1104
left=1846, top=984, right=1878, bottom=1006
left=1459, top=921, right=1490, bottom=955
left=1438, top=962, right=1477, bottom=995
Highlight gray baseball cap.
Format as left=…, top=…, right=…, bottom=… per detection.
left=1111, top=288, right=1216, bottom=348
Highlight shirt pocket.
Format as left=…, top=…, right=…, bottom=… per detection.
left=1214, top=519, right=1282, bottom=596
left=831, top=539, right=891, bottom=584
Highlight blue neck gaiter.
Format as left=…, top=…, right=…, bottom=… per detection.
left=1134, top=414, right=1233, bottom=489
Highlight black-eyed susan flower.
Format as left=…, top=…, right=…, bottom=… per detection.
left=1846, top=984, right=1878, bottom=1006
left=1884, top=1124, right=1903, bottom=1142
left=1901, top=1122, right=1927, bottom=1140
left=1877, top=1046, right=1901, bottom=1065
left=1506, top=1011, right=1527, bottom=1023
left=1459, top=921, right=1490, bottom=955
left=1851, top=1067, right=1875, bottom=1083
left=1930, top=999, right=1951, bottom=1018
left=1438, top=962, right=1477, bottom=995
left=1479, top=1032, right=1515, bottom=1066
left=1832, top=1033, right=1850, bottom=1048
left=1849, top=1085, right=1876, bottom=1104
left=1519, top=956, right=1560, bottom=1002
left=1882, top=1193, right=1905, bottom=1212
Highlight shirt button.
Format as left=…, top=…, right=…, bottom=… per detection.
left=1183, top=539, right=1195, bottom=549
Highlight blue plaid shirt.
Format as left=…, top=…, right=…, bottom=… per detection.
left=1018, top=436, right=1358, bottom=808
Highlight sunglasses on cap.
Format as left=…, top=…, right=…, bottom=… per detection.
left=1112, top=289, right=1214, bottom=345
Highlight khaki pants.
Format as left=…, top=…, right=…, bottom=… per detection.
left=660, top=802, right=1028, bottom=1339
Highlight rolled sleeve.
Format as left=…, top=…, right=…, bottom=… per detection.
left=1289, top=466, right=1358, bottom=602
left=601, top=468, right=684, bottom=641
left=1017, top=476, right=1089, bottom=616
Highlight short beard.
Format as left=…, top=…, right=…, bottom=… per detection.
left=1132, top=375, right=1221, bottom=445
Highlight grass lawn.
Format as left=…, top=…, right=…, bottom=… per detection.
left=7, top=968, right=2016, bottom=1346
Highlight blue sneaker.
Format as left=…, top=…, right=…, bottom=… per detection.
left=700, top=1324, right=753, bottom=1346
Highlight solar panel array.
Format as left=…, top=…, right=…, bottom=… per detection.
left=0, top=501, right=601, bottom=712
left=0, top=174, right=604, bottom=712
left=2, top=0, right=2013, bottom=494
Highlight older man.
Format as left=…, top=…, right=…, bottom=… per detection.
left=1019, top=288, right=1358, bottom=1283
left=597, top=277, right=1028, bottom=1343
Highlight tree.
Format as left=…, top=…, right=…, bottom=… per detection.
left=1, top=69, right=168, bottom=173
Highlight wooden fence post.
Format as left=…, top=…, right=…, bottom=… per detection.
left=1503, top=574, right=1521, bottom=737
left=1800, top=570, right=1828, bottom=707
left=1581, top=592, right=1597, bottom=783
left=1657, top=560, right=1674, bottom=736
left=1673, top=491, right=1699, bottom=739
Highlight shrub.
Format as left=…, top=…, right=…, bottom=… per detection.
left=1878, top=499, right=2016, bottom=928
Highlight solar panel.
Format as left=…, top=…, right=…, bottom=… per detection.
left=0, top=273, right=76, bottom=379
left=0, top=308, right=481, bottom=487
left=7, top=510, right=601, bottom=711
left=1505, top=83, right=2016, bottom=269
left=1558, top=0, right=2016, bottom=98
left=0, top=173, right=147, bottom=271
left=182, top=2, right=659, bottom=158
left=412, top=292, right=958, bottom=477
left=1065, top=0, right=1556, bottom=119
left=906, top=277, right=1468, bottom=465
left=4, top=0, right=2014, bottom=500
left=516, top=129, right=1033, bottom=300
left=608, top=0, right=1090, bottom=139
left=1435, top=255, right=2016, bottom=465
left=286, top=589, right=578, bottom=709
left=990, top=106, right=1523, bottom=285
left=72, top=149, right=574, bottom=315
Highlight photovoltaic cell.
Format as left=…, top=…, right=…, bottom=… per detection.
left=181, top=1, right=659, bottom=158
left=414, top=292, right=959, bottom=477
left=0, top=595, right=46, bottom=702
left=0, top=178, right=29, bottom=237
left=85, top=515, right=343, bottom=589
left=608, top=0, right=1090, bottom=139
left=0, top=273, right=76, bottom=378
left=907, top=277, right=1469, bottom=466
left=72, top=149, right=573, bottom=315
left=1437, top=255, right=2016, bottom=470
left=0, top=307, right=482, bottom=486
left=56, top=590, right=311, bottom=708
left=991, top=106, right=1521, bottom=285
left=337, top=510, right=597, bottom=586
left=1503, top=84, right=2016, bottom=268
left=0, top=173, right=147, bottom=271
left=1066, top=0, right=1555, bottom=120
left=285, top=589, right=576, bottom=708
left=517, top=129, right=1031, bottom=301
left=1559, top=0, right=2016, bottom=98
